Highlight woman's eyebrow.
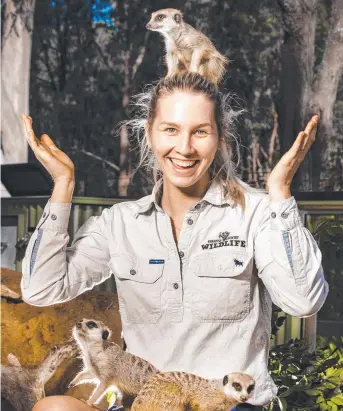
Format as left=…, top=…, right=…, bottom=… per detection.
left=159, top=122, right=212, bottom=128
left=159, top=122, right=179, bottom=127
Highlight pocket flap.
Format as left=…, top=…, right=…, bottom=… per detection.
left=193, top=251, right=252, bottom=278
left=109, top=254, right=164, bottom=283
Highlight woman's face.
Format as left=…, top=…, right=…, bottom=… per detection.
left=148, top=91, right=219, bottom=189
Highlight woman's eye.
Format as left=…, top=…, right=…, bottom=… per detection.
left=165, top=128, right=177, bottom=133
left=195, top=130, right=207, bottom=135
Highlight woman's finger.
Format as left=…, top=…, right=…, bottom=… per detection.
left=290, top=131, right=308, bottom=156
left=304, top=115, right=319, bottom=137
left=21, top=114, right=40, bottom=150
left=41, top=134, right=58, bottom=151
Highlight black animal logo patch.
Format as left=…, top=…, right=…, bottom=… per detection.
left=234, top=259, right=243, bottom=267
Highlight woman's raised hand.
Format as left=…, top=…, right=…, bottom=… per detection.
left=266, top=115, right=319, bottom=201
left=21, top=114, right=75, bottom=183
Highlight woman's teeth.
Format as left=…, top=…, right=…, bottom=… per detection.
left=170, top=159, right=198, bottom=168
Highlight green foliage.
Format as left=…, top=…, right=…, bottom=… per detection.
left=305, top=215, right=343, bottom=322
left=265, top=338, right=343, bottom=411
left=306, top=215, right=343, bottom=252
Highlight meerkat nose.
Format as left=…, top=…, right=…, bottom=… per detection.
left=240, top=397, right=247, bottom=402
left=146, top=23, right=151, bottom=29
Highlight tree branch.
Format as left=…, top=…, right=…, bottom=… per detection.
left=131, top=31, right=150, bottom=81
left=80, top=149, right=120, bottom=171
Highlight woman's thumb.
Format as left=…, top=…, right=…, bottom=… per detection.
left=41, top=134, right=58, bottom=150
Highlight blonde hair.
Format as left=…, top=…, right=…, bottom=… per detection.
left=122, top=73, right=264, bottom=210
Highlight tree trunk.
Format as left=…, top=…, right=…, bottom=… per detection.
left=276, top=0, right=317, bottom=191
left=277, top=0, right=343, bottom=191
left=118, top=51, right=131, bottom=197
left=309, top=0, right=343, bottom=189
left=118, top=30, right=149, bottom=197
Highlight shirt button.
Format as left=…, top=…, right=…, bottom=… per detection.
left=51, top=214, right=57, bottom=220
left=271, top=212, right=276, bottom=219
left=130, top=269, right=136, bottom=276
left=194, top=204, right=201, bottom=210
left=173, top=283, right=179, bottom=290
left=281, top=212, right=289, bottom=219
left=187, top=218, right=193, bottom=225
left=42, top=212, right=46, bottom=218
left=179, top=251, right=184, bottom=258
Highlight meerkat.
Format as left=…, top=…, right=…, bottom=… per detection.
left=146, top=8, right=228, bottom=86
left=1, top=343, right=76, bottom=411
left=70, top=318, right=158, bottom=408
left=131, top=371, right=255, bottom=411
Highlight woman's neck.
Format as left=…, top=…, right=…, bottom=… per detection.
left=160, top=175, right=210, bottom=219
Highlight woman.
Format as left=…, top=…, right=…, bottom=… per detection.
left=22, top=73, right=328, bottom=410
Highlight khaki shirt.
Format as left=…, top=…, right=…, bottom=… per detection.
left=21, top=178, right=328, bottom=406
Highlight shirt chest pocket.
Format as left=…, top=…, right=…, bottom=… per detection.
left=109, top=254, right=164, bottom=324
left=189, top=251, right=253, bottom=323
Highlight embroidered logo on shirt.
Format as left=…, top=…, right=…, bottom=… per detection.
left=149, top=259, right=165, bottom=264
left=201, top=232, right=246, bottom=250
left=234, top=259, right=244, bottom=267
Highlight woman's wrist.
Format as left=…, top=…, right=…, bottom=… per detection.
left=51, top=177, right=75, bottom=203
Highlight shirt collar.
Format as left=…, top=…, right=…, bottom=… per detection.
left=135, top=178, right=235, bottom=216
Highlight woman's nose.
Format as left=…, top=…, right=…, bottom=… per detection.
left=175, top=133, right=195, bottom=155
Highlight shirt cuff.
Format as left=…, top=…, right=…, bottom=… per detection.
left=269, top=196, right=303, bottom=231
left=36, top=199, right=72, bottom=232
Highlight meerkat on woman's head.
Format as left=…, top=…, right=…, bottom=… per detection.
left=146, top=8, right=228, bottom=86
left=70, top=319, right=158, bottom=408
left=131, top=371, right=255, bottom=411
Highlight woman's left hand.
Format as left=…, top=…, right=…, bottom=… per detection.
left=266, top=115, right=319, bottom=201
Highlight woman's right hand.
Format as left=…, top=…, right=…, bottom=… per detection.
left=21, top=114, right=75, bottom=184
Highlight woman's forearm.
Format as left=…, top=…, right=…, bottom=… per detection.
left=51, top=178, right=75, bottom=203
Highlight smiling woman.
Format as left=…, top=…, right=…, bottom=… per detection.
left=22, top=72, right=328, bottom=411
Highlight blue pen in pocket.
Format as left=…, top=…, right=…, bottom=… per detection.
left=149, top=259, right=165, bottom=264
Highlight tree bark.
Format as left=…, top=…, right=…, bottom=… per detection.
left=309, top=0, right=343, bottom=189
left=118, top=31, right=149, bottom=197
left=276, top=0, right=317, bottom=191
left=277, top=0, right=343, bottom=191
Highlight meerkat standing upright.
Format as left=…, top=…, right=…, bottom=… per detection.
left=146, top=8, right=228, bottom=86
left=131, top=371, right=255, bottom=411
left=70, top=319, right=158, bottom=408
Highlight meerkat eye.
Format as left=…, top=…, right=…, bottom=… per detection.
left=86, top=321, right=98, bottom=328
left=156, top=14, right=165, bottom=21
left=247, top=384, right=255, bottom=394
left=232, top=382, right=242, bottom=391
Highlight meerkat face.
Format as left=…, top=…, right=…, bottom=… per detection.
left=146, top=8, right=183, bottom=33
left=72, top=319, right=112, bottom=343
left=222, top=372, right=255, bottom=403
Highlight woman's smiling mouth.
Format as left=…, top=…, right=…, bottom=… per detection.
left=169, top=158, right=200, bottom=173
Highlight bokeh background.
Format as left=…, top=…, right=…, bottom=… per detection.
left=1, top=0, right=343, bottom=197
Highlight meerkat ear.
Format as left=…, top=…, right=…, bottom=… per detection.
left=174, top=13, right=182, bottom=24
left=102, top=330, right=109, bottom=340
left=223, top=375, right=229, bottom=386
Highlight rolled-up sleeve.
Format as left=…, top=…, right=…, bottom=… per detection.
left=253, top=195, right=329, bottom=317
left=21, top=200, right=112, bottom=306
